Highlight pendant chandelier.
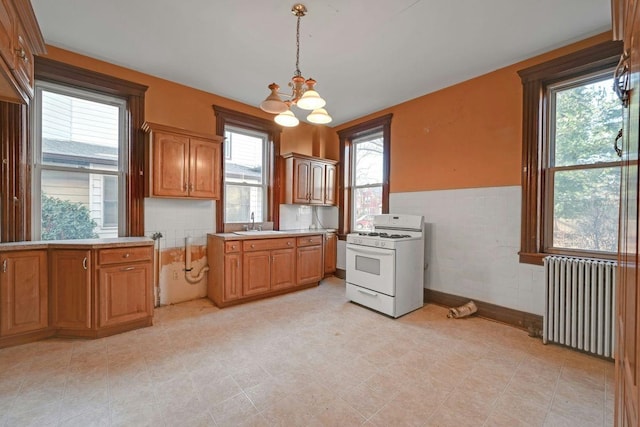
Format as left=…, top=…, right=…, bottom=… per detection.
left=259, top=4, right=332, bottom=127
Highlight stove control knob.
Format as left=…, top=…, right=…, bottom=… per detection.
left=374, top=241, right=379, bottom=247
left=380, top=242, right=386, bottom=247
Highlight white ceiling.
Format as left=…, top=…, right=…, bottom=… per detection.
left=30, top=0, right=611, bottom=126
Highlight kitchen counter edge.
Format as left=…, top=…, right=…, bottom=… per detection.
left=209, top=229, right=336, bottom=241
left=0, top=237, right=153, bottom=251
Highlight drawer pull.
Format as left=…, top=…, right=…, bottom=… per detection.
left=82, top=257, right=88, bottom=270
left=251, top=244, right=255, bottom=248
left=121, top=266, right=135, bottom=271
left=287, top=242, right=292, bottom=246
left=123, top=253, right=130, bottom=258
left=2, top=259, right=6, bottom=273
left=357, top=288, right=378, bottom=297
left=232, top=245, right=237, bottom=250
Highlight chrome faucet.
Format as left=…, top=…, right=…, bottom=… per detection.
left=250, top=212, right=255, bottom=230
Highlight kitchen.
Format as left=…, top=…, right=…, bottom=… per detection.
left=0, top=0, right=628, bottom=425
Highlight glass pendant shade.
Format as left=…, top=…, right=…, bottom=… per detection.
left=306, top=108, right=332, bottom=124
left=260, top=84, right=288, bottom=114
left=296, top=89, right=326, bottom=110
left=274, top=109, right=300, bottom=127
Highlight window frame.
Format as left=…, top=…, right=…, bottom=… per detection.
left=337, top=114, right=392, bottom=238
left=350, top=130, right=385, bottom=231
left=212, top=105, right=282, bottom=232
left=223, top=125, right=269, bottom=223
left=32, top=80, right=127, bottom=239
left=517, top=41, right=623, bottom=265
left=33, top=57, right=147, bottom=237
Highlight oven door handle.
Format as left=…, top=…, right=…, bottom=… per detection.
left=347, top=247, right=394, bottom=257
left=357, top=288, right=378, bottom=297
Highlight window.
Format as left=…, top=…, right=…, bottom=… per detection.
left=352, top=132, right=384, bottom=230
left=33, top=81, right=127, bottom=239
left=546, top=74, right=622, bottom=253
left=32, top=57, right=147, bottom=239
left=338, top=114, right=392, bottom=236
left=213, top=105, right=282, bottom=231
left=102, top=176, right=118, bottom=228
left=223, top=126, right=268, bottom=223
left=518, top=41, right=623, bottom=264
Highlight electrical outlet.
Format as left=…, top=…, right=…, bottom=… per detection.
left=172, top=271, right=179, bottom=280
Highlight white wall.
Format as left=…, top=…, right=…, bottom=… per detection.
left=337, top=186, right=545, bottom=315
left=144, top=198, right=215, bottom=305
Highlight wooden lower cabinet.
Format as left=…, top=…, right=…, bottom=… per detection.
left=51, top=243, right=153, bottom=339
left=0, top=250, right=48, bottom=337
left=297, top=238, right=323, bottom=285
left=243, top=250, right=272, bottom=296
left=324, top=232, right=337, bottom=275
left=208, top=234, right=323, bottom=307
left=98, top=262, right=152, bottom=328
left=224, top=253, right=242, bottom=301
left=270, top=248, right=296, bottom=290
left=51, top=249, right=92, bottom=331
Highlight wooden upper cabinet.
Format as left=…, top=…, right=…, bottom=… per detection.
left=0, top=0, right=45, bottom=103
left=189, top=137, right=221, bottom=199
left=143, top=122, right=222, bottom=199
left=0, top=249, right=48, bottom=336
left=324, top=164, right=337, bottom=206
left=282, top=153, right=338, bottom=206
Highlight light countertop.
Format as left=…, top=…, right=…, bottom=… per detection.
left=0, top=237, right=153, bottom=252
left=209, top=229, right=336, bottom=241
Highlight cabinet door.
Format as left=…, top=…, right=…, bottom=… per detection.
left=292, top=158, right=311, bottom=203
left=309, top=161, right=325, bottom=204
left=152, top=131, right=189, bottom=197
left=324, top=233, right=337, bottom=274
left=51, top=249, right=92, bottom=330
left=189, top=137, right=221, bottom=199
left=271, top=248, right=296, bottom=290
left=0, top=0, right=15, bottom=69
left=0, top=250, right=48, bottom=336
left=223, top=253, right=242, bottom=301
left=297, top=245, right=323, bottom=285
left=324, top=164, right=337, bottom=206
left=98, top=263, right=152, bottom=327
left=243, top=251, right=271, bottom=296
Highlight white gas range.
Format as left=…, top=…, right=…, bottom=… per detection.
left=346, top=214, right=425, bottom=318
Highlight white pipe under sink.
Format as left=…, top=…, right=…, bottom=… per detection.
left=184, top=237, right=209, bottom=284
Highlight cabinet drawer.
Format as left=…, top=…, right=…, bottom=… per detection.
left=243, top=238, right=295, bottom=252
left=225, top=241, right=241, bottom=253
left=98, top=246, right=152, bottom=265
left=297, top=235, right=322, bottom=247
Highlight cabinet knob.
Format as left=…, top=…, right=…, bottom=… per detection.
left=2, top=259, right=6, bottom=273
left=287, top=242, right=292, bottom=246
left=251, top=244, right=255, bottom=248
left=123, top=253, right=130, bottom=258
left=82, top=257, right=88, bottom=270
left=15, top=47, right=27, bottom=61
left=232, top=245, right=236, bottom=250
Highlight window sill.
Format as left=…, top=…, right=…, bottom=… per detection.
left=519, top=251, right=617, bottom=266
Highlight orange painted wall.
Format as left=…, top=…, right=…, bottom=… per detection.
left=332, top=32, right=613, bottom=193
left=41, top=46, right=334, bottom=158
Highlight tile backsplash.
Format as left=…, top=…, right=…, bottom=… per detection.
left=279, top=204, right=338, bottom=230
left=144, top=198, right=215, bottom=248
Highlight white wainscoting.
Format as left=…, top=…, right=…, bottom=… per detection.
left=389, top=186, right=545, bottom=315
left=336, top=186, right=544, bottom=314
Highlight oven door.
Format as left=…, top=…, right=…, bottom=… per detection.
left=346, top=243, right=396, bottom=296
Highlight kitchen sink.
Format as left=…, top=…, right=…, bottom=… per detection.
left=232, top=230, right=284, bottom=236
